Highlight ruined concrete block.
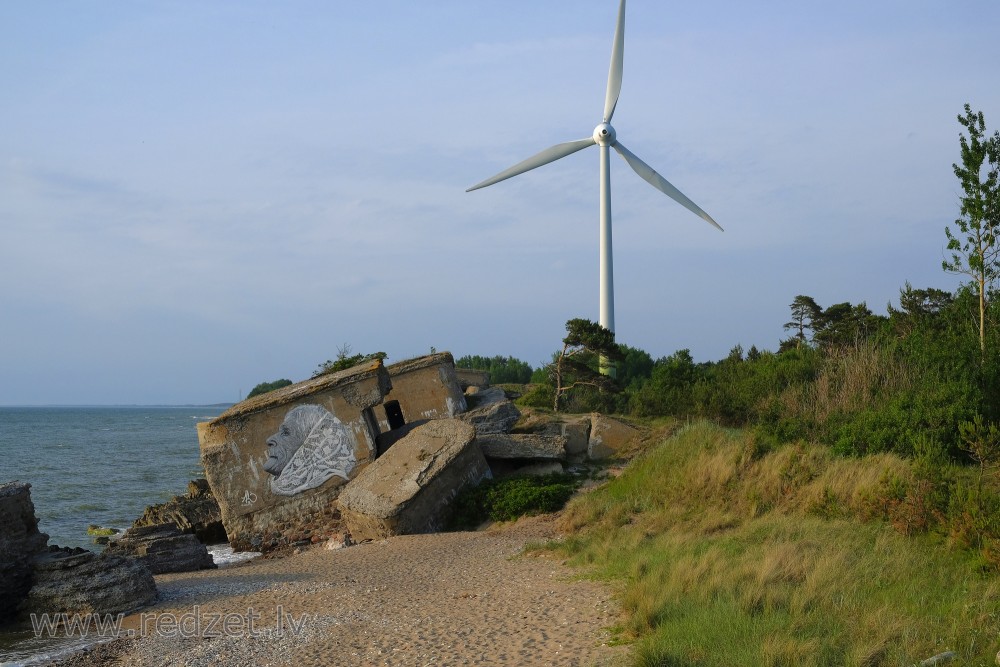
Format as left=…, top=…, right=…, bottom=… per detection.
left=198, top=359, right=391, bottom=551
left=477, top=433, right=569, bottom=460
left=561, top=417, right=592, bottom=457
left=587, top=414, right=639, bottom=460
left=457, top=399, right=521, bottom=435
left=455, top=368, right=490, bottom=391
left=375, top=353, right=467, bottom=433
left=338, top=420, right=489, bottom=542
left=464, top=387, right=507, bottom=409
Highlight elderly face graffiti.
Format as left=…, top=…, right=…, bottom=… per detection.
left=263, top=404, right=358, bottom=496
left=264, top=406, right=317, bottom=476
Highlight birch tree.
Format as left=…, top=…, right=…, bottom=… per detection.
left=943, top=104, right=1000, bottom=356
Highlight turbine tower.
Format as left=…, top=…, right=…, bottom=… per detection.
left=467, top=0, right=723, bottom=354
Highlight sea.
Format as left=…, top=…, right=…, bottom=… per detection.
left=0, top=405, right=259, bottom=666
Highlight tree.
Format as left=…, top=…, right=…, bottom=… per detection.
left=813, top=301, right=881, bottom=349
left=551, top=318, right=622, bottom=412
left=783, top=295, right=822, bottom=346
left=454, top=354, right=534, bottom=384
left=943, top=104, right=1000, bottom=356
left=615, top=344, right=654, bottom=388
left=247, top=379, right=293, bottom=399
left=628, top=349, right=699, bottom=417
left=958, top=415, right=1000, bottom=500
left=887, top=282, right=955, bottom=338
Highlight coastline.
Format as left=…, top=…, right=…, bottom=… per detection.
left=41, top=515, right=626, bottom=667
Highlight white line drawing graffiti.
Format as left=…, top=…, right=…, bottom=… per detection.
left=241, top=490, right=258, bottom=506
left=263, top=404, right=357, bottom=496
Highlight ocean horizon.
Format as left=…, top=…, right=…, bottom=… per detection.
left=0, top=405, right=231, bottom=551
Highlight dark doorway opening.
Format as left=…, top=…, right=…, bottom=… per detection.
left=384, top=400, right=406, bottom=431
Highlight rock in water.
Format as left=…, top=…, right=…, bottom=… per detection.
left=23, top=546, right=156, bottom=618
left=132, top=478, right=226, bottom=544
left=105, top=523, right=216, bottom=574
left=338, top=420, right=491, bottom=541
left=0, top=481, right=50, bottom=624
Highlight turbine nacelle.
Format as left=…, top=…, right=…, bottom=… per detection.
left=593, top=123, right=616, bottom=146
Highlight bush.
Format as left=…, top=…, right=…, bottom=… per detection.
left=449, top=474, right=581, bottom=530
left=516, top=384, right=555, bottom=409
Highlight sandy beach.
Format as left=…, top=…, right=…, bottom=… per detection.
left=47, top=515, right=626, bottom=667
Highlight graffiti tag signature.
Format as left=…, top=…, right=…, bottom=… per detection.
left=241, top=490, right=258, bottom=506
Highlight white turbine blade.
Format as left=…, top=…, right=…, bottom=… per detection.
left=466, top=137, right=596, bottom=192
left=603, top=0, right=626, bottom=122
left=613, top=141, right=723, bottom=231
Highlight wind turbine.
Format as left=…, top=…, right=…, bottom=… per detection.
left=467, top=0, right=723, bottom=359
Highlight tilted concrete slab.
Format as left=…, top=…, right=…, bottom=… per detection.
left=338, top=420, right=490, bottom=541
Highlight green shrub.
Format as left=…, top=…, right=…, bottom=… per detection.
left=448, top=473, right=581, bottom=529
left=516, top=383, right=555, bottom=409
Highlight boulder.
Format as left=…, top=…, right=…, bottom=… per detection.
left=588, top=414, right=640, bottom=460
left=132, top=478, right=226, bottom=544
left=23, top=546, right=156, bottom=618
left=0, top=482, right=50, bottom=624
left=477, top=433, right=568, bottom=461
left=457, top=399, right=521, bottom=435
left=338, top=420, right=490, bottom=541
left=105, top=523, right=216, bottom=574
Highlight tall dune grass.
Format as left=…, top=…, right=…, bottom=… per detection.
left=554, top=423, right=1000, bottom=666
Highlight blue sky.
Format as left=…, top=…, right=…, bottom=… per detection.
left=2, top=1, right=999, bottom=405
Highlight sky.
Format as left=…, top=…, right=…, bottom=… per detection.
left=2, top=1, right=1000, bottom=405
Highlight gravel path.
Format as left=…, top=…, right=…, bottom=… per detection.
left=48, top=516, right=626, bottom=667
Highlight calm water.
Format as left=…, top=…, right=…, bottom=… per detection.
left=0, top=406, right=229, bottom=550
left=0, top=406, right=235, bottom=666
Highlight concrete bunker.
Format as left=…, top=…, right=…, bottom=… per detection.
left=373, top=352, right=468, bottom=455
left=198, top=359, right=391, bottom=551
left=197, top=352, right=469, bottom=551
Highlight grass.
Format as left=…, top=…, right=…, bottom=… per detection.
left=551, top=422, right=1000, bottom=666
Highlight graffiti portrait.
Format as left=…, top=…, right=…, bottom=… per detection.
left=263, top=404, right=357, bottom=496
